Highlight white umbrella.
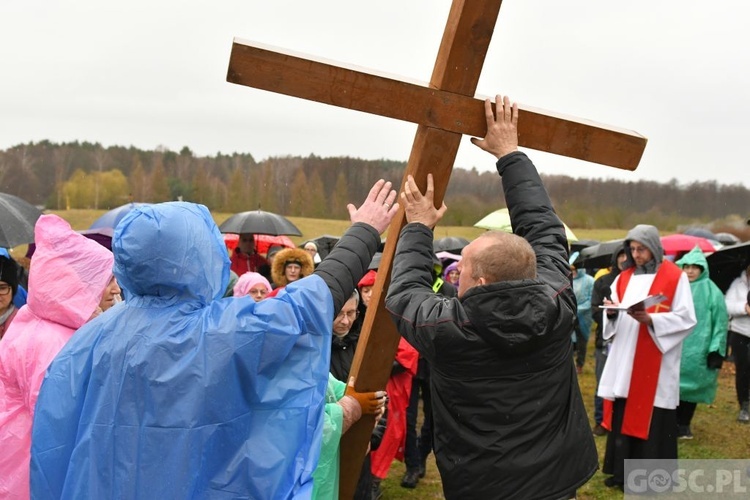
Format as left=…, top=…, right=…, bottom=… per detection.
left=474, top=208, right=578, bottom=241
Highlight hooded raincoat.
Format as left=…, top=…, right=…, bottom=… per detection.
left=29, top=203, right=381, bottom=499
left=0, top=215, right=114, bottom=500
left=675, top=246, right=728, bottom=403
left=311, top=374, right=346, bottom=500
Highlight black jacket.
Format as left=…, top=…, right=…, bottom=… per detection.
left=330, top=328, right=360, bottom=382
left=386, top=152, right=598, bottom=500
left=591, top=249, right=625, bottom=348
left=314, top=223, right=380, bottom=317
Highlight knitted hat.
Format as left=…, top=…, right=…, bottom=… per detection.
left=0, top=256, right=19, bottom=299
left=233, top=272, right=272, bottom=298
left=358, top=269, right=377, bottom=289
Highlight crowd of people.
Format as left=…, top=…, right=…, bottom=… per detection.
left=0, top=93, right=748, bottom=499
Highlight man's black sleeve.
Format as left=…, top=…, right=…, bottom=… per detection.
left=314, top=222, right=380, bottom=317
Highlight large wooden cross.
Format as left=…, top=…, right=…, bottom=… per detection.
left=226, top=1, right=646, bottom=497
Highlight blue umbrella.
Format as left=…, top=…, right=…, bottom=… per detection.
left=90, top=203, right=151, bottom=230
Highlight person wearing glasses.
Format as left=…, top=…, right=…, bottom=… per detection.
left=598, top=225, right=697, bottom=490
left=0, top=256, right=21, bottom=340
left=330, top=290, right=362, bottom=382
left=232, top=271, right=273, bottom=302
left=0, top=215, right=115, bottom=500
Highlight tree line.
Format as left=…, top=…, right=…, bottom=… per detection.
left=1, top=140, right=748, bottom=231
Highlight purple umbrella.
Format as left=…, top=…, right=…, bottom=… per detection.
left=90, top=203, right=152, bottom=230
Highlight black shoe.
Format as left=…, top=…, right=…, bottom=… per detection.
left=592, top=424, right=607, bottom=436
left=677, top=425, right=694, bottom=439
left=401, top=470, right=420, bottom=488
left=371, top=479, right=383, bottom=500
left=604, top=477, right=624, bottom=490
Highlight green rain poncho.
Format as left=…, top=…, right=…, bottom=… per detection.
left=312, top=374, right=346, bottom=499
left=676, top=246, right=728, bottom=403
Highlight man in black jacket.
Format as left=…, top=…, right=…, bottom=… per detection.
left=385, top=95, right=598, bottom=499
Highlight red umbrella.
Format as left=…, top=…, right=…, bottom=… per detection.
left=255, top=234, right=294, bottom=255
left=660, top=234, right=716, bottom=257
left=222, top=234, right=294, bottom=256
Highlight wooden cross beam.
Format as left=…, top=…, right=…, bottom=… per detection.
left=227, top=1, right=647, bottom=498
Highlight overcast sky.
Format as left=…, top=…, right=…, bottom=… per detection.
left=1, top=1, right=748, bottom=188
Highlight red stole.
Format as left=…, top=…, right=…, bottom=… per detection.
left=602, top=260, right=682, bottom=439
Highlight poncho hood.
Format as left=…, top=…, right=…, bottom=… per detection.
left=676, top=246, right=710, bottom=282
left=28, top=215, right=114, bottom=329
left=113, top=202, right=229, bottom=303
left=623, top=224, right=664, bottom=269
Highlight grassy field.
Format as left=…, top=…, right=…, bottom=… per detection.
left=377, top=352, right=750, bottom=500
left=15, top=209, right=627, bottom=251
left=16, top=210, right=748, bottom=498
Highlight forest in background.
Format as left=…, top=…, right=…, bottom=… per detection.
left=1, top=140, right=748, bottom=232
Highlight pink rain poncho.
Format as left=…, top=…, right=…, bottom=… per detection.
left=0, top=215, right=114, bottom=500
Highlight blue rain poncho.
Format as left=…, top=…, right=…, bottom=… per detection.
left=31, top=202, right=333, bottom=499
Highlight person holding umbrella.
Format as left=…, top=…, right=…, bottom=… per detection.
left=725, top=263, right=750, bottom=423
left=230, top=233, right=270, bottom=278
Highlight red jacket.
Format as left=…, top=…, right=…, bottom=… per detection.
left=230, top=248, right=268, bottom=277
left=370, top=337, right=419, bottom=479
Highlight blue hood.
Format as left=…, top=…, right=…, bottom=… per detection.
left=113, top=202, right=229, bottom=302
left=31, top=202, right=332, bottom=499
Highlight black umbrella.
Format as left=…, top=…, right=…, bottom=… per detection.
left=576, top=238, right=626, bottom=270
left=683, top=227, right=719, bottom=241
left=570, top=239, right=599, bottom=254
left=714, top=232, right=741, bottom=246
left=433, top=236, right=470, bottom=254
left=218, top=210, right=302, bottom=236
left=707, top=241, right=750, bottom=293
left=368, top=252, right=382, bottom=271
left=0, top=193, right=44, bottom=248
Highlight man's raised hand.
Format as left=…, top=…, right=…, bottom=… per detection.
left=470, top=94, right=519, bottom=159
left=347, top=179, right=399, bottom=234
left=401, top=173, right=446, bottom=229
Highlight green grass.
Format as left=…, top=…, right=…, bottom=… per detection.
left=20, top=210, right=748, bottom=498
left=39, top=209, right=622, bottom=245
left=377, top=345, right=750, bottom=500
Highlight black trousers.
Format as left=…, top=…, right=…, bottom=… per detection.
left=730, top=332, right=750, bottom=405
left=404, top=358, right=433, bottom=470
left=676, top=401, right=697, bottom=427
left=603, top=398, right=677, bottom=485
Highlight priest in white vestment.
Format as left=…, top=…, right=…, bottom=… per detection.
left=597, top=224, right=696, bottom=490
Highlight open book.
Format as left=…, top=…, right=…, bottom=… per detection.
left=598, top=293, right=668, bottom=313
